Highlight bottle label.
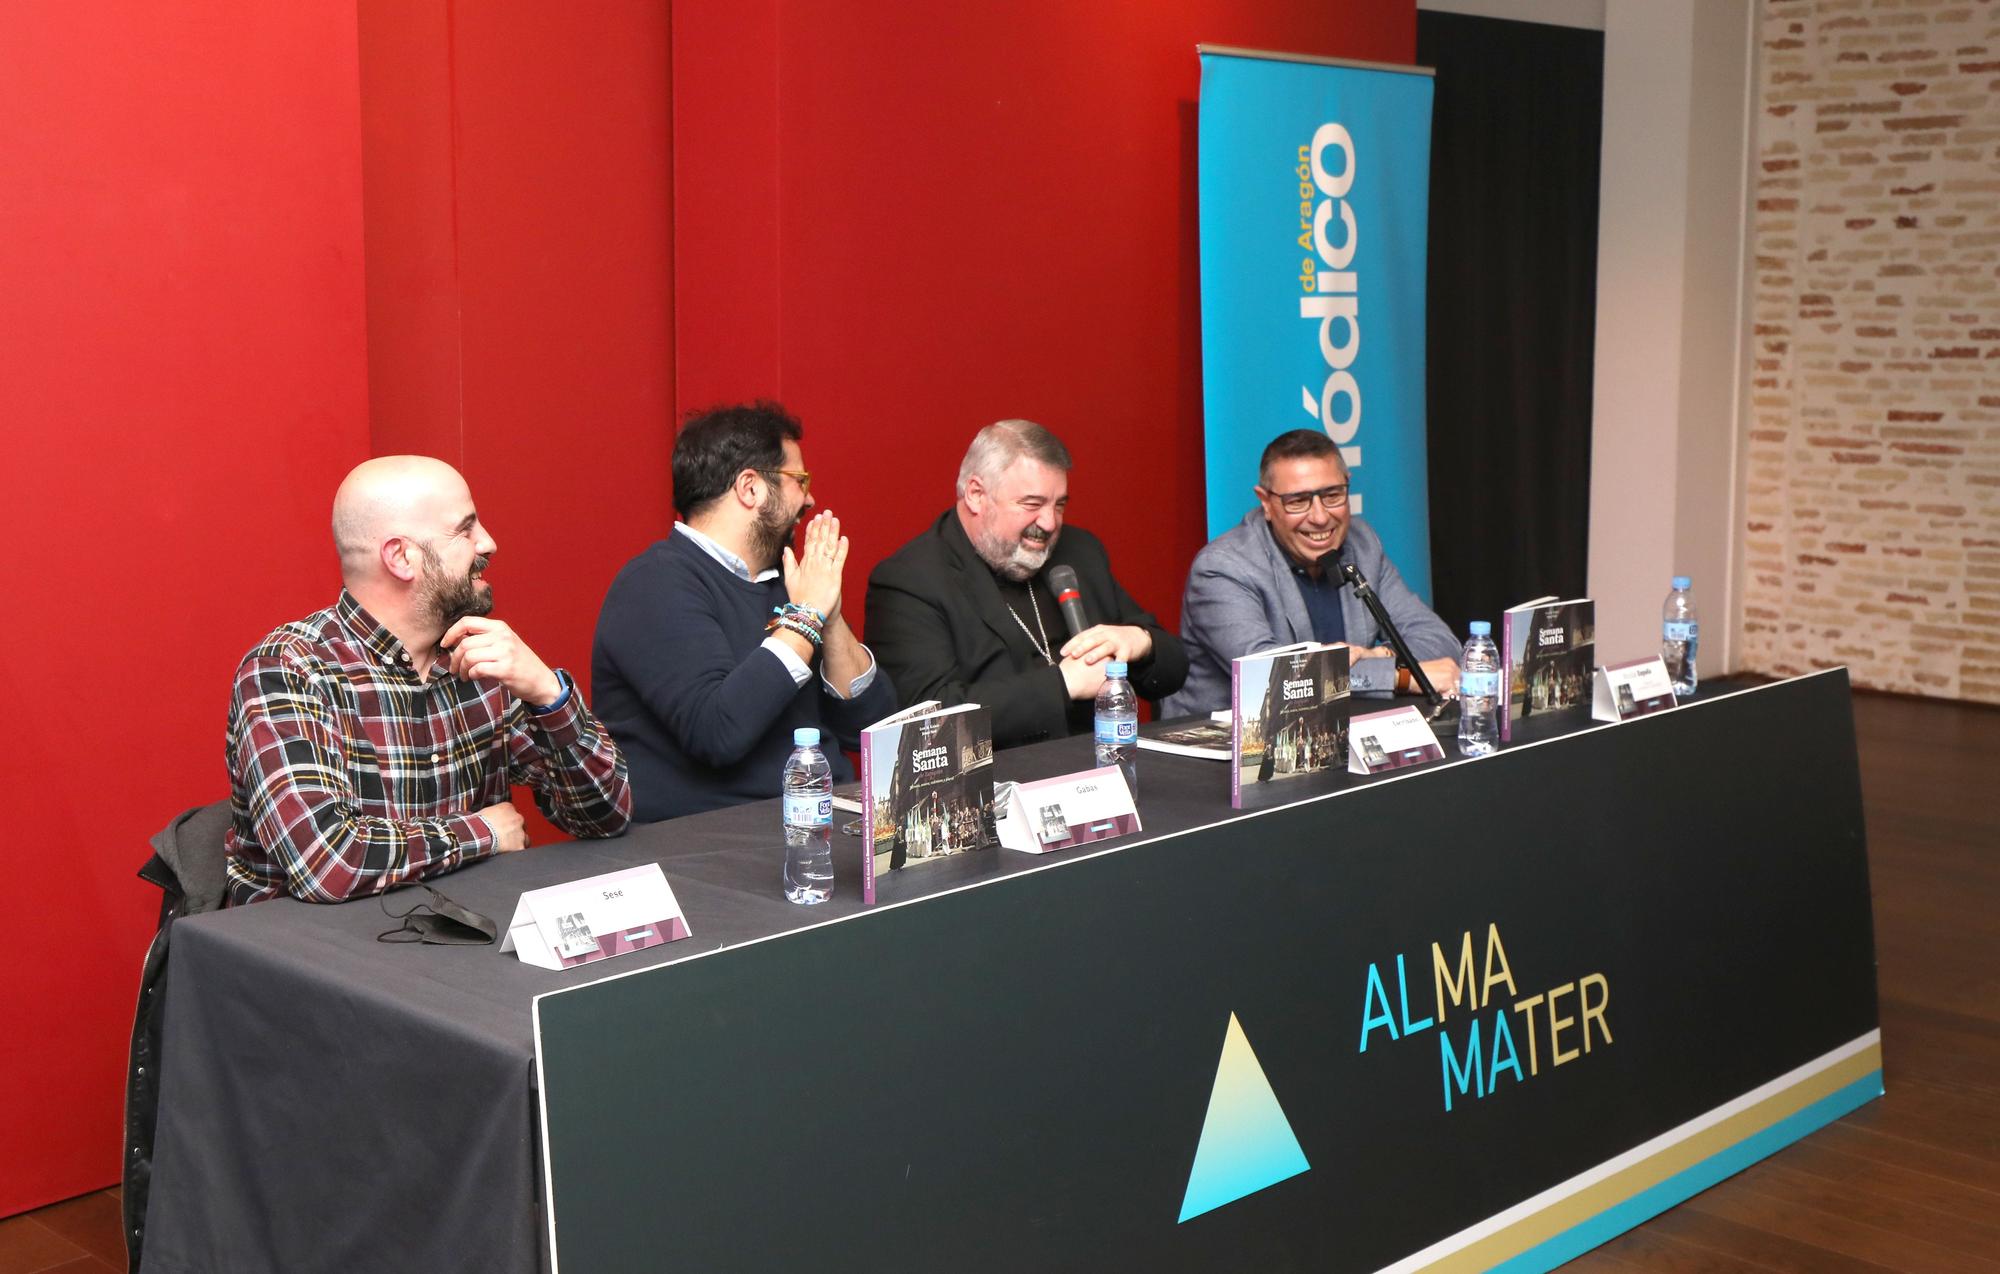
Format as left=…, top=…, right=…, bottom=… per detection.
left=784, top=793, right=832, bottom=827
left=1664, top=620, right=1697, bottom=642
left=1095, top=717, right=1138, bottom=747
left=1460, top=670, right=1499, bottom=698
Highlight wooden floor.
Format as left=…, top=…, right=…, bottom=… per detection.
left=0, top=1189, right=122, bottom=1274
left=1569, top=688, right=2000, bottom=1272
left=3, top=688, right=1994, bottom=1274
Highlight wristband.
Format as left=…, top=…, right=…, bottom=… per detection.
left=766, top=612, right=824, bottom=641
left=771, top=615, right=824, bottom=649
left=1396, top=666, right=1412, bottom=694
left=773, top=602, right=827, bottom=627
left=529, top=669, right=574, bottom=715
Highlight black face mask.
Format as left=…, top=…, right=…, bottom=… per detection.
left=376, top=883, right=498, bottom=946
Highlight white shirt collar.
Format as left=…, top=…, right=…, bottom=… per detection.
left=673, top=521, right=780, bottom=584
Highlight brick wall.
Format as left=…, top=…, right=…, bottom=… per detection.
left=1746, top=0, right=2000, bottom=704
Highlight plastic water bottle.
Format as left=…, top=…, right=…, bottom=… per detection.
left=1662, top=576, right=1699, bottom=698
left=782, top=727, right=833, bottom=904
left=1093, top=660, right=1139, bottom=799
left=1457, top=621, right=1500, bottom=758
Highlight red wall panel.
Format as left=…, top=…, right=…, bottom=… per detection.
left=0, top=1, right=370, bottom=1213
left=358, top=0, right=464, bottom=456
left=357, top=2, right=676, bottom=843
left=673, top=0, right=783, bottom=409
left=674, top=1, right=1416, bottom=639
left=449, top=3, right=676, bottom=691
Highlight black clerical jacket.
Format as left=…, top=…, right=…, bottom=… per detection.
left=863, top=512, right=1187, bottom=748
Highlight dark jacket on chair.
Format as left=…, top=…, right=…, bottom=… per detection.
left=125, top=799, right=231, bottom=1272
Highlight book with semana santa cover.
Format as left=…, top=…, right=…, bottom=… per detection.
left=858, top=700, right=997, bottom=904
left=1500, top=597, right=1596, bottom=741
left=1230, top=643, right=1351, bottom=808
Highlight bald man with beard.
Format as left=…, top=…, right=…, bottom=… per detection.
left=223, top=456, right=631, bottom=905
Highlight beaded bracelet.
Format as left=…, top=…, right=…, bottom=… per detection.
left=767, top=613, right=824, bottom=648
left=767, top=607, right=824, bottom=636
left=766, top=609, right=822, bottom=634
left=773, top=601, right=827, bottom=627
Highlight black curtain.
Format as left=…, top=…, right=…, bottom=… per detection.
left=1418, top=13, right=1602, bottom=635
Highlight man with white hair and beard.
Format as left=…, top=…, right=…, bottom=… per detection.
left=224, top=456, right=632, bottom=905
left=592, top=401, right=897, bottom=821
left=866, top=419, right=1187, bottom=749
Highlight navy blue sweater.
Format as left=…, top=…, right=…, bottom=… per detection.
left=591, top=533, right=899, bottom=822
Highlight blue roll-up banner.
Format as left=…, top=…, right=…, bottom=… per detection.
left=1198, top=48, right=1436, bottom=599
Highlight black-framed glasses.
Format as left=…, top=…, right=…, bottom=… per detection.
left=1267, top=484, right=1349, bottom=514
left=759, top=468, right=814, bottom=497
left=376, top=884, right=498, bottom=946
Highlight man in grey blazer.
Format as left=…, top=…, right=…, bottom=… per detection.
left=1163, top=430, right=1461, bottom=717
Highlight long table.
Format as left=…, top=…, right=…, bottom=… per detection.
left=141, top=670, right=1879, bottom=1273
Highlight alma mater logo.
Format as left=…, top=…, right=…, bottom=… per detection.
left=1178, top=1013, right=1309, bottom=1222
left=1179, top=925, right=1615, bottom=1221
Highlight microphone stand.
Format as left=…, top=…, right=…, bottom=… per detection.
left=1339, top=563, right=1453, bottom=722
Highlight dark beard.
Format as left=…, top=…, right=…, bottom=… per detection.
left=417, top=541, right=493, bottom=628
left=749, top=493, right=801, bottom=569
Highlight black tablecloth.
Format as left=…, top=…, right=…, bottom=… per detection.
left=139, top=689, right=1656, bottom=1274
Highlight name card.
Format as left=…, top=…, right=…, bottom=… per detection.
left=994, top=766, right=1141, bottom=855
left=502, top=863, right=691, bottom=970
left=1593, top=657, right=1679, bottom=722
left=1348, top=705, right=1447, bottom=775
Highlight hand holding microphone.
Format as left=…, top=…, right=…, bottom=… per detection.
left=1047, top=564, right=1152, bottom=676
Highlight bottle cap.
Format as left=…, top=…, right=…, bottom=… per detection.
left=793, top=727, right=821, bottom=747
left=1105, top=661, right=1128, bottom=678
left=1671, top=575, right=1691, bottom=590
left=1468, top=621, right=1490, bottom=636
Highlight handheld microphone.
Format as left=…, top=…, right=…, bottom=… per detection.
left=1046, top=565, right=1089, bottom=637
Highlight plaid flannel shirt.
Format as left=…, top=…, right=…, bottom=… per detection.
left=224, top=591, right=631, bottom=905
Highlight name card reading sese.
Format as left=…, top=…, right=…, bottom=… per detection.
left=502, top=863, right=691, bottom=970
left=995, top=766, right=1141, bottom=855
left=1349, top=705, right=1447, bottom=775
left=1594, top=657, right=1679, bottom=723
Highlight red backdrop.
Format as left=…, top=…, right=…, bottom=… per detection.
left=0, top=1, right=370, bottom=1214
left=675, top=1, right=1415, bottom=640
left=0, top=0, right=1410, bottom=1216
left=356, top=0, right=677, bottom=844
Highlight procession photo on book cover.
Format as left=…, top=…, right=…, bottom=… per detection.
left=1233, top=644, right=1352, bottom=792
left=865, top=704, right=997, bottom=874
left=1503, top=598, right=1596, bottom=738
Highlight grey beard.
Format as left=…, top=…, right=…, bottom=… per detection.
left=992, top=542, right=1051, bottom=582
left=976, top=528, right=1055, bottom=582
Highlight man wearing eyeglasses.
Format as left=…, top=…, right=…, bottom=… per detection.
left=1163, top=429, right=1460, bottom=716
left=592, top=401, right=897, bottom=821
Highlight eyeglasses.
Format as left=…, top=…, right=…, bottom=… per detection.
left=760, top=468, right=814, bottom=497
left=1267, top=484, right=1349, bottom=514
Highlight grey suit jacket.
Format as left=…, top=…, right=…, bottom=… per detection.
left=1162, top=511, right=1461, bottom=716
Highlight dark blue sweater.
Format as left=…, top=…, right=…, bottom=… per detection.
left=591, top=532, right=899, bottom=822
